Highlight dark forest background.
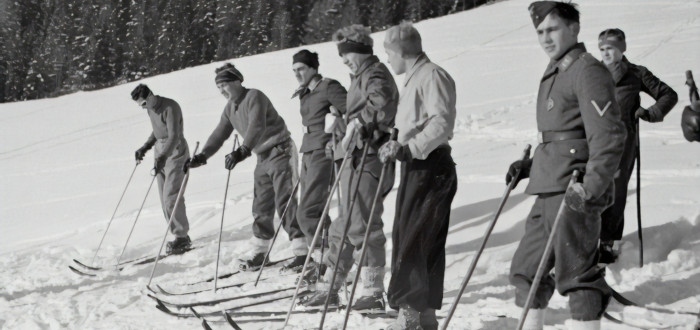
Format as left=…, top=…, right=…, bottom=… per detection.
left=0, top=0, right=491, bottom=103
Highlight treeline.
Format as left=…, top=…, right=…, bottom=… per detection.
left=0, top=0, right=490, bottom=103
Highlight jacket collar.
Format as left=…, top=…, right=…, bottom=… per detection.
left=231, top=88, right=249, bottom=112
left=542, top=43, right=586, bottom=80
left=291, top=74, right=322, bottom=99
left=350, top=55, right=379, bottom=80
left=403, top=53, right=429, bottom=86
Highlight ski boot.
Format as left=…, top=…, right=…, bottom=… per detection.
left=280, top=255, right=307, bottom=274
left=238, top=251, right=267, bottom=271
left=420, top=308, right=438, bottom=330
left=166, top=236, right=191, bottom=255
left=295, top=259, right=327, bottom=286
left=352, top=291, right=385, bottom=312
left=598, top=240, right=621, bottom=264
left=386, top=304, right=423, bottom=330
left=298, top=289, right=339, bottom=308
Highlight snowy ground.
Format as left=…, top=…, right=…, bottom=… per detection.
left=1, top=0, right=699, bottom=329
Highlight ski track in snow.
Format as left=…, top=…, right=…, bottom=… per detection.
left=2, top=0, right=700, bottom=328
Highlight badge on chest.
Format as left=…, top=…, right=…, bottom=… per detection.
left=547, top=97, right=554, bottom=111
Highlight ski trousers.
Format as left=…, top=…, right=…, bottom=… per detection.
left=296, top=149, right=333, bottom=248
left=154, top=139, right=190, bottom=238
left=600, top=132, right=636, bottom=242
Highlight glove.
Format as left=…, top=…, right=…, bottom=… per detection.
left=154, top=156, right=167, bottom=172
left=564, top=182, right=589, bottom=213
left=341, top=118, right=360, bottom=151
left=135, top=146, right=149, bottom=161
left=505, top=158, right=532, bottom=188
left=635, top=106, right=663, bottom=123
left=324, top=140, right=335, bottom=160
left=357, top=121, right=377, bottom=142
left=225, top=145, right=251, bottom=170
left=183, top=153, right=207, bottom=173
left=378, top=140, right=412, bottom=163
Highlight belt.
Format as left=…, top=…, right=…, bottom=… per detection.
left=303, top=123, right=325, bottom=134
left=537, top=130, right=586, bottom=144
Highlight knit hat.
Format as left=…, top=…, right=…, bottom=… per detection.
left=383, top=22, right=422, bottom=56
left=598, top=28, right=627, bottom=53
left=215, top=64, right=244, bottom=84
left=528, top=1, right=580, bottom=28
left=333, top=25, right=373, bottom=56
left=293, top=50, right=319, bottom=70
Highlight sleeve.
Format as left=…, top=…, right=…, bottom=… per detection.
left=143, top=133, right=157, bottom=149
left=406, top=68, right=457, bottom=159
left=159, top=104, right=183, bottom=157
left=356, top=67, right=397, bottom=128
left=241, top=92, right=268, bottom=149
left=200, top=107, right=234, bottom=158
left=639, top=66, right=678, bottom=121
left=326, top=79, right=348, bottom=137
left=576, top=64, right=627, bottom=199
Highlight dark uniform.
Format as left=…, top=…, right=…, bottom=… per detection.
left=295, top=75, right=348, bottom=247
left=601, top=57, right=677, bottom=242
left=200, top=88, right=306, bottom=255
left=144, top=96, right=190, bottom=238
left=509, top=43, right=626, bottom=320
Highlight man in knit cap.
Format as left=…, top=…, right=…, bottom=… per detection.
left=379, top=22, right=458, bottom=330
left=506, top=2, right=626, bottom=329
left=289, top=49, right=348, bottom=273
left=597, top=28, right=677, bottom=263
left=300, top=25, right=399, bottom=311
left=132, top=84, right=192, bottom=255
left=185, top=63, right=307, bottom=271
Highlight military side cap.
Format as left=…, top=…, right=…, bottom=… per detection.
left=528, top=1, right=578, bottom=28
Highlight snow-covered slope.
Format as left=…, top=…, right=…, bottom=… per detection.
left=1, top=0, right=699, bottom=328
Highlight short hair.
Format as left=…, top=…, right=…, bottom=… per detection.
left=131, top=84, right=151, bottom=101
left=550, top=2, right=580, bottom=25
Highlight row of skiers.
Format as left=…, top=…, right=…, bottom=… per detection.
left=129, top=1, right=698, bottom=329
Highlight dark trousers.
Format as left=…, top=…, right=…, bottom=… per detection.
left=252, top=141, right=304, bottom=241
left=601, top=132, right=636, bottom=242
left=297, top=149, right=333, bottom=248
left=387, top=147, right=457, bottom=312
left=509, top=189, right=613, bottom=320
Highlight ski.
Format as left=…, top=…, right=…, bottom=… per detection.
left=147, top=286, right=296, bottom=308
left=604, top=312, right=688, bottom=330
left=612, top=289, right=700, bottom=316
left=69, top=247, right=196, bottom=277
left=153, top=290, right=313, bottom=318
left=179, top=256, right=295, bottom=288
left=147, top=271, right=298, bottom=297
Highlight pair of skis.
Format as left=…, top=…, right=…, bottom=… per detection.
left=69, top=245, right=196, bottom=277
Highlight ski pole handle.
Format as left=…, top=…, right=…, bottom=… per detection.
left=687, top=70, right=699, bottom=102
left=389, top=127, right=398, bottom=141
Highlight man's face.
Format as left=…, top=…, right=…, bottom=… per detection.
left=217, top=82, right=237, bottom=100
left=385, top=48, right=406, bottom=75
left=340, top=52, right=365, bottom=74
left=599, top=44, right=623, bottom=65
left=536, top=13, right=579, bottom=60
left=134, top=93, right=152, bottom=109
left=292, top=62, right=316, bottom=86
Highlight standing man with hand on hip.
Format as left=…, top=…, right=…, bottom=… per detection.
left=132, top=84, right=192, bottom=255
left=597, top=28, right=678, bottom=263
left=290, top=49, right=348, bottom=273
left=379, top=22, right=458, bottom=330
left=185, top=63, right=307, bottom=271
left=506, top=2, right=626, bottom=329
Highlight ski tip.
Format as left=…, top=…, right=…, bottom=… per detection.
left=68, top=265, right=97, bottom=277
left=223, top=311, right=243, bottom=330
left=146, top=284, right=159, bottom=294
left=201, top=319, right=212, bottom=330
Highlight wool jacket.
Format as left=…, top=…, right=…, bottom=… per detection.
left=525, top=43, right=627, bottom=200
left=201, top=88, right=290, bottom=157
left=395, top=53, right=456, bottom=160
left=144, top=95, right=186, bottom=157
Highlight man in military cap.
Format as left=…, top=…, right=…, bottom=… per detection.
left=506, top=2, right=626, bottom=329
left=597, top=28, right=677, bottom=263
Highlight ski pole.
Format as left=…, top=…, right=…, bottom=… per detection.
left=214, top=135, right=239, bottom=292
left=635, top=122, right=643, bottom=267
left=116, top=172, right=157, bottom=265
left=441, top=144, right=531, bottom=330
left=319, top=130, right=373, bottom=330
left=147, top=142, right=199, bottom=287
left=283, top=132, right=356, bottom=328
left=341, top=128, right=398, bottom=330
left=516, top=169, right=580, bottom=330
left=90, top=161, right=141, bottom=266
left=253, top=174, right=301, bottom=286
